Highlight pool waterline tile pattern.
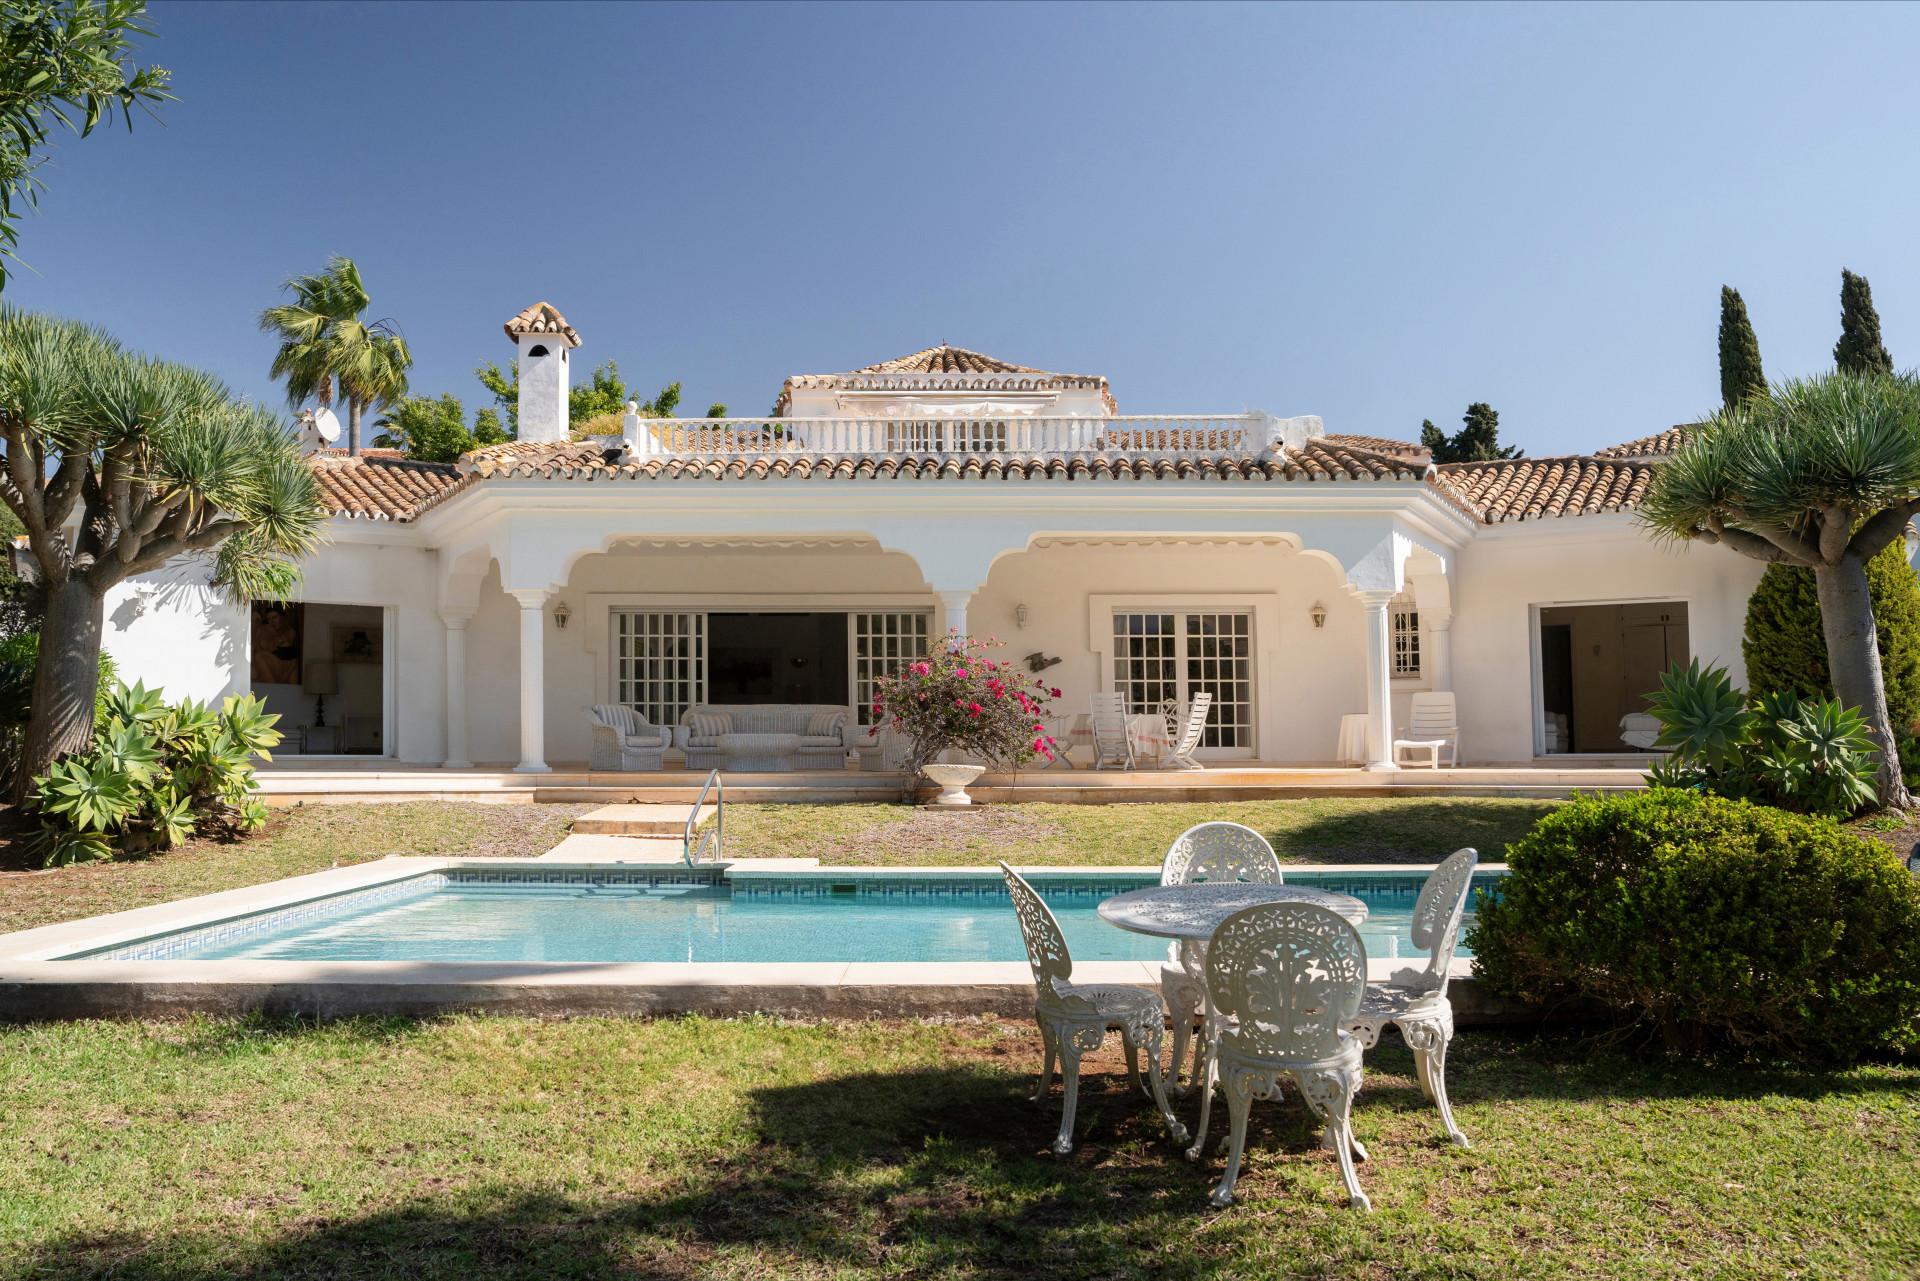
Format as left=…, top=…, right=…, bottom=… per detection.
left=61, top=869, right=1502, bottom=967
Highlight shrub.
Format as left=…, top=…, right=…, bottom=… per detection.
left=870, top=635, right=1060, bottom=794
left=1743, top=542, right=1920, bottom=752
left=1470, top=789, right=1920, bottom=1062
left=24, top=679, right=281, bottom=867
left=1643, top=659, right=1878, bottom=817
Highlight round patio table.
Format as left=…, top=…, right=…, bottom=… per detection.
left=1097, top=883, right=1368, bottom=941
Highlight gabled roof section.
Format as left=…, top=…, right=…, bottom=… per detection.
left=1594, top=425, right=1690, bottom=460
left=1321, top=433, right=1430, bottom=462
left=312, top=453, right=468, bottom=522
left=502, top=302, right=580, bottom=348
left=777, top=344, right=1116, bottom=415
left=1436, top=455, right=1656, bottom=524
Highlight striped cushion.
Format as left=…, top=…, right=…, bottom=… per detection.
left=686, top=712, right=733, bottom=739
left=806, top=709, right=846, bottom=737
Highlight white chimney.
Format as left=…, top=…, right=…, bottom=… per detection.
left=500, top=302, right=580, bottom=445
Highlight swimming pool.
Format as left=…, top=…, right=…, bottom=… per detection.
left=61, top=869, right=1503, bottom=966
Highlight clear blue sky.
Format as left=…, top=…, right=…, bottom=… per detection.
left=11, top=1, right=1920, bottom=455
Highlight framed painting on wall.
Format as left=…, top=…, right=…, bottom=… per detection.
left=250, top=602, right=303, bottom=685
left=330, top=622, right=382, bottom=665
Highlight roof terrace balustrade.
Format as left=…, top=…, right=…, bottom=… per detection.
left=622, top=414, right=1275, bottom=460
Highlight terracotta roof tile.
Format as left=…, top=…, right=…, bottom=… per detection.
left=1435, top=455, right=1656, bottom=523
left=313, top=454, right=468, bottom=522
left=502, top=301, right=580, bottom=348
left=778, top=345, right=1116, bottom=415
left=1594, top=425, right=1691, bottom=459
left=852, top=345, right=1047, bottom=376
left=1321, top=433, right=1430, bottom=460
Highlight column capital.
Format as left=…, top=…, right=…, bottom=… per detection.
left=935, top=589, right=975, bottom=608
left=438, top=609, right=475, bottom=629
left=1422, top=611, right=1454, bottom=632
left=1353, top=588, right=1398, bottom=609
left=508, top=588, right=550, bottom=609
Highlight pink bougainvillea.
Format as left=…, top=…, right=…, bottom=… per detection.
left=871, top=634, right=1060, bottom=794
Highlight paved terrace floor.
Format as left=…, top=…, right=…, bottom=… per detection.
left=253, top=761, right=1650, bottom=805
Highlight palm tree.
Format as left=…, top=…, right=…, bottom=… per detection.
left=258, top=256, right=411, bottom=455
left=1640, top=370, right=1920, bottom=808
left=0, top=307, right=326, bottom=795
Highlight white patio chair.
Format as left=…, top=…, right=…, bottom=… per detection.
left=1197, top=902, right=1373, bottom=1209
left=1343, top=846, right=1478, bottom=1147
left=1158, top=822, right=1282, bottom=1096
left=588, top=704, right=673, bottom=771
left=998, top=862, right=1187, bottom=1153
left=1158, top=692, right=1214, bottom=771
left=1392, top=691, right=1459, bottom=768
left=1088, top=691, right=1136, bottom=771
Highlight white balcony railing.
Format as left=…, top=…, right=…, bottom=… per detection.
left=623, top=413, right=1284, bottom=460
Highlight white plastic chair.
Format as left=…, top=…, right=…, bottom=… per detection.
left=999, top=862, right=1187, bottom=1153
left=1343, top=846, right=1478, bottom=1147
left=1393, top=691, right=1459, bottom=768
left=1198, top=902, right=1373, bottom=1210
left=1159, top=692, right=1214, bottom=771
left=1158, top=822, right=1282, bottom=1096
left=1089, top=691, right=1136, bottom=771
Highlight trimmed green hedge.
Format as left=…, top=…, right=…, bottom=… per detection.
left=1470, top=789, right=1920, bottom=1061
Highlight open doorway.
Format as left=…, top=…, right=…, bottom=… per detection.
left=707, top=613, right=849, bottom=705
left=249, top=601, right=386, bottom=756
left=1538, top=601, right=1688, bottom=754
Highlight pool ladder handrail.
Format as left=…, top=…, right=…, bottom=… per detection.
left=684, top=768, right=723, bottom=866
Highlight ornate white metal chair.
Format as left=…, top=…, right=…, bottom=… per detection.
left=1158, top=823, right=1283, bottom=1094
left=1343, top=846, right=1478, bottom=1147
left=998, top=862, right=1187, bottom=1154
left=1198, top=902, right=1373, bottom=1210
left=1089, top=691, right=1135, bottom=770
left=1392, top=691, right=1459, bottom=768
left=1159, top=692, right=1214, bottom=771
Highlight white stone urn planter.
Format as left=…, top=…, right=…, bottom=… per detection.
left=921, top=762, right=987, bottom=807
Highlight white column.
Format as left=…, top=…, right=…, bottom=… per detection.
left=1425, top=612, right=1454, bottom=694
left=510, top=588, right=551, bottom=774
left=441, top=611, right=473, bottom=769
left=937, top=589, right=973, bottom=647
left=1360, top=590, right=1397, bottom=772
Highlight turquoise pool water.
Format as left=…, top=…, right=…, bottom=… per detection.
left=69, top=871, right=1502, bottom=965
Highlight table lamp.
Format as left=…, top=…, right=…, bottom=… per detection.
left=302, top=661, right=338, bottom=727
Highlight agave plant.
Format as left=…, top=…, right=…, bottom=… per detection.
left=1642, top=661, right=1879, bottom=817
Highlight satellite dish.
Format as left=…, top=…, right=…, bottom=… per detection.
left=312, top=406, right=342, bottom=444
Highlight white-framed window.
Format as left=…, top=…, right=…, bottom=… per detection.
left=614, top=612, right=705, bottom=726
left=1391, top=593, right=1420, bottom=677
left=1111, top=610, right=1254, bottom=749
left=853, top=612, right=931, bottom=723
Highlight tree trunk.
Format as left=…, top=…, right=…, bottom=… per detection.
left=348, top=394, right=361, bottom=457
left=12, top=579, right=106, bottom=802
left=1814, top=553, right=1912, bottom=808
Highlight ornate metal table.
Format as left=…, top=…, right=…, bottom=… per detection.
left=1097, top=883, right=1368, bottom=940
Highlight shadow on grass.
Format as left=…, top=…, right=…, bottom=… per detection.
left=23, top=1058, right=1392, bottom=1280
left=1271, top=799, right=1558, bottom=863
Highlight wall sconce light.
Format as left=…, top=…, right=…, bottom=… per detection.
left=552, top=600, right=571, bottom=630
left=1310, top=603, right=1328, bottom=629
left=1015, top=603, right=1030, bottom=629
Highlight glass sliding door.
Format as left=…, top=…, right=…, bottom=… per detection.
left=614, top=612, right=705, bottom=726
left=852, top=612, right=931, bottom=724
left=1111, top=610, right=1255, bottom=756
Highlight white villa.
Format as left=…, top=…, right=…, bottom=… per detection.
left=103, top=302, right=1762, bottom=777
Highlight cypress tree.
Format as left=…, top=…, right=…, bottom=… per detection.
left=1718, top=285, right=1766, bottom=408
left=1834, top=268, right=1893, bottom=375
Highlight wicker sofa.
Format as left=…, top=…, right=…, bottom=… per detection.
left=588, top=704, right=674, bottom=771
left=672, top=704, right=872, bottom=772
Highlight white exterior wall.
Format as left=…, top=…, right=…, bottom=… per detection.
left=1451, top=515, right=1766, bottom=763
left=102, top=560, right=248, bottom=707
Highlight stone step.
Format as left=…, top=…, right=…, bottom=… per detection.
left=571, top=804, right=715, bottom=836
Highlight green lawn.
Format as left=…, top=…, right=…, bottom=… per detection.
left=0, top=1015, right=1912, bottom=1279
left=0, top=802, right=592, bottom=935
left=721, top=798, right=1561, bottom=867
